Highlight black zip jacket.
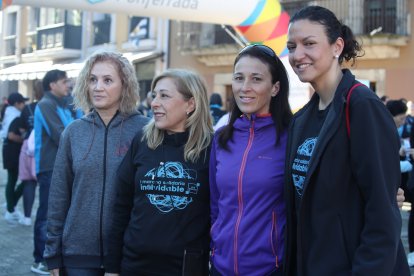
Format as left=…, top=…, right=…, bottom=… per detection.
left=283, top=69, right=410, bottom=276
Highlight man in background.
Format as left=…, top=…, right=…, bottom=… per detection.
left=31, top=70, right=78, bottom=274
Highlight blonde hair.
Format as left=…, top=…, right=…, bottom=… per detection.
left=143, top=69, right=213, bottom=163
left=73, top=50, right=140, bottom=115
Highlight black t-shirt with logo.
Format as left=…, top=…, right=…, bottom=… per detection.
left=291, top=104, right=330, bottom=212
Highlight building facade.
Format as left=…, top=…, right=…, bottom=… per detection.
left=0, top=5, right=168, bottom=102
left=1, top=0, right=412, bottom=110
left=170, top=0, right=413, bottom=111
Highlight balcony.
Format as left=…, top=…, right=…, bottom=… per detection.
left=37, top=24, right=81, bottom=50
left=176, top=23, right=239, bottom=66
left=280, top=0, right=410, bottom=59
left=19, top=24, right=82, bottom=62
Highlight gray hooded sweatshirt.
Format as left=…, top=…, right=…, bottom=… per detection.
left=44, top=110, right=149, bottom=270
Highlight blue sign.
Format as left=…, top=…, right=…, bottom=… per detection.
left=87, top=0, right=105, bottom=4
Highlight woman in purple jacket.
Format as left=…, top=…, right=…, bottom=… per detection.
left=209, top=44, right=292, bottom=275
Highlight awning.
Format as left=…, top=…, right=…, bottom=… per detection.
left=0, top=61, right=84, bottom=81
left=0, top=51, right=162, bottom=81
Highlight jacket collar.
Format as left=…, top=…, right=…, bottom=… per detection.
left=82, top=109, right=139, bottom=128
left=289, top=69, right=357, bottom=194
left=44, top=90, right=67, bottom=106
left=233, top=113, right=273, bottom=132
left=163, top=131, right=189, bottom=147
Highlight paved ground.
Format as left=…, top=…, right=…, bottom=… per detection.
left=0, top=139, right=38, bottom=276
left=0, top=138, right=413, bottom=275
left=0, top=209, right=35, bottom=276
left=402, top=206, right=414, bottom=275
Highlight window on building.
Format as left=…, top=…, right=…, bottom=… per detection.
left=27, top=8, right=40, bottom=32
left=24, top=7, right=40, bottom=53
left=128, top=16, right=149, bottom=46
left=214, top=24, right=237, bottom=45
left=66, top=10, right=82, bottom=26
left=92, top=13, right=111, bottom=45
left=39, top=8, right=65, bottom=27
left=6, top=12, right=17, bottom=36
left=136, top=61, right=155, bottom=101
left=178, top=22, right=201, bottom=50
left=4, top=12, right=17, bottom=55
left=364, top=0, right=396, bottom=34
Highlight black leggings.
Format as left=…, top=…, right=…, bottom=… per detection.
left=22, top=180, right=36, bottom=217
left=5, top=168, right=23, bottom=213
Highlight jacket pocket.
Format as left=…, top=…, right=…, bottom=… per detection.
left=270, top=211, right=280, bottom=268
left=182, top=248, right=209, bottom=276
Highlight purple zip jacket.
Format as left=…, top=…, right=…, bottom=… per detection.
left=210, top=114, right=287, bottom=275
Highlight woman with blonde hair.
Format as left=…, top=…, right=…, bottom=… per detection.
left=105, top=69, right=213, bottom=275
left=44, top=50, right=149, bottom=276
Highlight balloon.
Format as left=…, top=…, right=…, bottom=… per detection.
left=236, top=0, right=289, bottom=56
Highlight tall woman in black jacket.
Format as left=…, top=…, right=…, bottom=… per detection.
left=284, top=6, right=409, bottom=275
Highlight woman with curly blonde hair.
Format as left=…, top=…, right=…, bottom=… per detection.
left=44, top=50, right=149, bottom=276
left=105, top=69, right=213, bottom=275
left=73, top=51, right=140, bottom=116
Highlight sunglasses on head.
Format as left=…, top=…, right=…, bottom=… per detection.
left=238, top=44, right=277, bottom=60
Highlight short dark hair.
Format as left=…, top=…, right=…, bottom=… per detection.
left=42, top=69, right=67, bottom=91
left=210, top=93, right=223, bottom=106
left=386, top=100, right=407, bottom=117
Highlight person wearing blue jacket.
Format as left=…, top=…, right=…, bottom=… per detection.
left=32, top=69, right=78, bottom=274
left=209, top=44, right=292, bottom=275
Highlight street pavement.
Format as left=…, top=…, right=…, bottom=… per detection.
left=0, top=138, right=36, bottom=276
left=0, top=139, right=413, bottom=275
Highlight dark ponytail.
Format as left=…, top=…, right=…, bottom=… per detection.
left=340, top=24, right=363, bottom=65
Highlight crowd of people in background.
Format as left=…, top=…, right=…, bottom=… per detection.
left=0, top=4, right=413, bottom=276
left=384, top=98, right=414, bottom=267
